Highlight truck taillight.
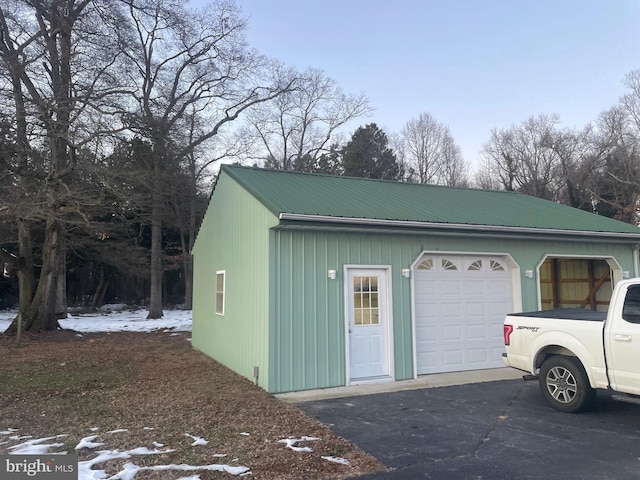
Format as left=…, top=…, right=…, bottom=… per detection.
left=504, top=324, right=514, bottom=346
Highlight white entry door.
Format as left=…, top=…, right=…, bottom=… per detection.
left=346, top=268, right=391, bottom=382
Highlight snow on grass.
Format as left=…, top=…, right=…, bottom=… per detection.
left=114, top=461, right=251, bottom=479
left=8, top=435, right=68, bottom=455
left=75, top=435, right=104, bottom=450
left=0, top=308, right=355, bottom=476
left=185, top=434, right=208, bottom=446
left=1, top=429, right=352, bottom=478
left=322, top=455, right=351, bottom=466
left=0, top=305, right=192, bottom=334
left=2, top=429, right=250, bottom=480
left=277, top=436, right=320, bottom=453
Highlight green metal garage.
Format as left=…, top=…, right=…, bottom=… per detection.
left=192, top=165, right=640, bottom=393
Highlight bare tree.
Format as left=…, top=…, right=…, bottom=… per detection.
left=246, top=67, right=371, bottom=170
left=620, top=70, right=640, bottom=144
left=477, top=96, right=639, bottom=223
left=547, top=125, right=598, bottom=210
left=401, top=112, right=468, bottom=186
left=166, top=109, right=250, bottom=310
left=121, top=0, right=295, bottom=318
left=585, top=102, right=640, bottom=223
left=0, top=0, right=128, bottom=333
left=439, top=130, right=469, bottom=187
left=480, top=114, right=563, bottom=200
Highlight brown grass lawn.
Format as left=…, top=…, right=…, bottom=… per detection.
left=0, top=330, right=386, bottom=479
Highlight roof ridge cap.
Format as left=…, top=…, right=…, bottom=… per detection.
left=222, top=163, right=525, bottom=195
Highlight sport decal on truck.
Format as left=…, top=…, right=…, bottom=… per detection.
left=516, top=325, right=541, bottom=332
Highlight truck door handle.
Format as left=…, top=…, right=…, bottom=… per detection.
left=614, top=334, right=632, bottom=342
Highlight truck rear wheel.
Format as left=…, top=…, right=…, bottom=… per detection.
left=539, top=356, right=596, bottom=413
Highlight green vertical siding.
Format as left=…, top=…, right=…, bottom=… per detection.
left=269, top=230, right=420, bottom=393
left=501, top=237, right=636, bottom=311
left=192, top=174, right=278, bottom=389
left=268, top=227, right=638, bottom=393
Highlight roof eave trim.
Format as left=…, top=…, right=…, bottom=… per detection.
left=278, top=213, right=640, bottom=239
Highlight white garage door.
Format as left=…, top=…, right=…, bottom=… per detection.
left=414, top=254, right=513, bottom=375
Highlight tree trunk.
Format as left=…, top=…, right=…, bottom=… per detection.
left=91, top=266, right=109, bottom=311
left=180, top=186, right=196, bottom=310
left=9, top=219, right=36, bottom=339
left=5, top=217, right=63, bottom=334
left=183, top=254, right=193, bottom=310
left=147, top=174, right=164, bottom=319
left=16, top=219, right=35, bottom=320
left=55, top=234, right=67, bottom=320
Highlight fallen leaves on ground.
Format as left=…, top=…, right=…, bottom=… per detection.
left=0, top=330, right=386, bottom=479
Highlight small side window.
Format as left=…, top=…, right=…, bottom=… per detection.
left=216, top=270, right=225, bottom=315
left=622, top=285, right=640, bottom=324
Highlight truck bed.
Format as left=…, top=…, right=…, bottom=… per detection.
left=508, top=308, right=606, bottom=322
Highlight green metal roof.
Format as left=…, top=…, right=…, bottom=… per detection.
left=220, top=165, right=640, bottom=238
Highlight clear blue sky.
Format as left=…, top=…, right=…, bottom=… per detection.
left=225, top=1, right=639, bottom=166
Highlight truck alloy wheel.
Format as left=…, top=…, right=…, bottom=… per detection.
left=539, top=356, right=596, bottom=413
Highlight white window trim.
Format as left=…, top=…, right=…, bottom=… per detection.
left=216, top=270, right=226, bottom=316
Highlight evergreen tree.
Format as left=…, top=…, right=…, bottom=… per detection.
left=342, top=124, right=401, bottom=180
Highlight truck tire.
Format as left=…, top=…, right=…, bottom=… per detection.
left=539, top=356, right=596, bottom=413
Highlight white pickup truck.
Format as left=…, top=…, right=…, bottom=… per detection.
left=503, top=278, right=640, bottom=413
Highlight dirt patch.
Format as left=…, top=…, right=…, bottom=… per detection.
left=0, top=330, right=387, bottom=479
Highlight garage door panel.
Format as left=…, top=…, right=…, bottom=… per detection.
left=415, top=279, right=438, bottom=296
left=416, top=299, right=438, bottom=310
left=488, top=280, right=509, bottom=295
left=441, top=302, right=461, bottom=318
left=443, top=325, right=463, bottom=341
left=466, top=302, right=486, bottom=317
left=468, top=324, right=488, bottom=340
left=465, top=280, right=486, bottom=295
left=418, top=351, right=438, bottom=370
left=468, top=348, right=488, bottom=364
left=417, top=324, right=438, bottom=336
left=489, top=323, right=503, bottom=336
left=489, top=301, right=510, bottom=315
left=415, top=254, right=513, bottom=375
left=443, top=349, right=464, bottom=367
left=441, top=280, right=462, bottom=295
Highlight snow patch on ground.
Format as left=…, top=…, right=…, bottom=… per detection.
left=277, top=436, right=320, bottom=453
left=75, top=435, right=104, bottom=450
left=0, top=306, right=192, bottom=334
left=185, top=434, right=208, bottom=446
left=2, top=428, right=250, bottom=480
left=0, top=308, right=354, bottom=476
left=8, top=435, right=68, bottom=455
left=322, top=455, right=351, bottom=466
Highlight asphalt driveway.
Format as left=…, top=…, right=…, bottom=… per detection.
left=299, top=379, right=640, bottom=479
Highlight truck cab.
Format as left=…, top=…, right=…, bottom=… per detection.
left=605, top=282, right=640, bottom=395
